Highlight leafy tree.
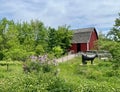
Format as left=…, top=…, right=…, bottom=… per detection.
left=48, top=26, right=73, bottom=54
left=106, top=13, right=120, bottom=67
left=56, top=26, right=73, bottom=53
left=107, top=13, right=120, bottom=42
left=0, top=18, right=19, bottom=60
left=48, top=27, right=58, bottom=51
left=96, top=13, right=120, bottom=69
left=96, top=31, right=111, bottom=50
left=0, top=18, right=9, bottom=50
left=31, top=20, right=48, bottom=50
left=0, top=18, right=73, bottom=60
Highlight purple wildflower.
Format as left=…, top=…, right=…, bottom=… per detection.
left=30, top=55, right=37, bottom=62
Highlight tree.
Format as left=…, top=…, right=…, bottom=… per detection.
left=106, top=13, right=120, bottom=67
left=0, top=18, right=73, bottom=60
left=48, top=26, right=73, bottom=54
left=30, top=20, right=48, bottom=52
left=56, top=26, right=73, bottom=53
left=107, top=13, right=120, bottom=42
left=48, top=27, right=58, bottom=51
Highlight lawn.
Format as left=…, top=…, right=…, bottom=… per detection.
left=0, top=56, right=120, bottom=92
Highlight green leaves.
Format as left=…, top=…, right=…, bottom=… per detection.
left=0, top=18, right=73, bottom=61
left=107, top=13, right=120, bottom=42
left=48, top=26, right=73, bottom=53
left=53, top=46, right=63, bottom=58
left=97, top=13, right=120, bottom=66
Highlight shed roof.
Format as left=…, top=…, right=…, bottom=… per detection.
left=72, top=27, right=98, bottom=43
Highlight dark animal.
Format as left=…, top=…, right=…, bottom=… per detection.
left=81, top=53, right=98, bottom=64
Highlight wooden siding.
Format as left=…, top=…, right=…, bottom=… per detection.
left=70, top=43, right=77, bottom=53
left=81, top=43, right=87, bottom=52
left=89, top=30, right=98, bottom=50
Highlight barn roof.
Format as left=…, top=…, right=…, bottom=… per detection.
left=72, top=27, right=98, bottom=43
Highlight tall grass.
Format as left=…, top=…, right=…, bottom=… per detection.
left=58, top=56, right=120, bottom=92
left=0, top=57, right=120, bottom=92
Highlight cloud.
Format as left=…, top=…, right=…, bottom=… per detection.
left=0, top=0, right=120, bottom=33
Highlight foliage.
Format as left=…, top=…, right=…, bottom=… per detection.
left=106, top=13, right=120, bottom=67
left=53, top=46, right=63, bottom=58
left=107, top=13, right=120, bottom=42
left=48, top=26, right=73, bottom=53
left=58, top=57, right=120, bottom=92
left=0, top=18, right=72, bottom=61
left=48, top=28, right=58, bottom=50
left=0, top=57, right=120, bottom=92
left=35, top=45, right=45, bottom=55
left=0, top=61, right=22, bottom=66
left=23, top=55, right=56, bottom=73
left=97, top=13, right=120, bottom=67
left=57, top=26, right=73, bottom=53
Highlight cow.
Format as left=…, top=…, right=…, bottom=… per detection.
left=81, top=52, right=98, bottom=64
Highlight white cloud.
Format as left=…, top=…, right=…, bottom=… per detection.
left=0, top=0, right=120, bottom=33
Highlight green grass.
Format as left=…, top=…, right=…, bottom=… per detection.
left=0, top=57, right=120, bottom=92
left=57, top=56, right=120, bottom=91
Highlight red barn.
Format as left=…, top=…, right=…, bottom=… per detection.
left=70, top=27, right=98, bottom=53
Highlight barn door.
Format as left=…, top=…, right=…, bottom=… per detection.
left=77, top=43, right=81, bottom=52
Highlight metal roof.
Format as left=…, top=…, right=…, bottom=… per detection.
left=72, top=27, right=97, bottom=43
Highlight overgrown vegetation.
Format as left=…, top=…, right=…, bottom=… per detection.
left=0, top=57, right=120, bottom=92
left=0, top=12, right=120, bottom=92
left=97, top=13, right=120, bottom=69
left=0, top=18, right=73, bottom=61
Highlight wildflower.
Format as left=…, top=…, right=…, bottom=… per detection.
left=30, top=55, right=37, bottom=62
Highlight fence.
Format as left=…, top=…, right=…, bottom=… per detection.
left=77, top=50, right=112, bottom=61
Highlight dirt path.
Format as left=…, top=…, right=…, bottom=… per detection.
left=56, top=54, right=77, bottom=63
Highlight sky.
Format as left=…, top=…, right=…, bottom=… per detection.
left=0, top=0, right=120, bottom=34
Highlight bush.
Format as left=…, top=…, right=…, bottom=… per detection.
left=47, top=77, right=74, bottom=92
left=23, top=61, right=55, bottom=73
left=4, top=48, right=31, bottom=61
left=53, top=46, right=63, bottom=58
left=0, top=51, right=5, bottom=60
left=0, top=71, right=75, bottom=92
left=105, top=70, right=120, bottom=77
left=23, top=54, right=56, bottom=73
left=35, top=45, right=45, bottom=55
left=98, top=62, right=112, bottom=67
left=112, top=64, right=119, bottom=70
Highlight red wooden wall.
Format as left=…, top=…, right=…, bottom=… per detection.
left=81, top=43, right=87, bottom=52
left=89, top=31, right=98, bottom=50
left=70, top=43, right=77, bottom=53
left=70, top=43, right=87, bottom=53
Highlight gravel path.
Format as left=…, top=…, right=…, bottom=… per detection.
left=56, top=54, right=77, bottom=63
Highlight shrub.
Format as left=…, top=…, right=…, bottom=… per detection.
left=105, top=70, right=120, bottom=77
left=98, top=62, right=112, bottom=67
left=4, top=48, right=32, bottom=61
left=35, top=45, right=45, bottom=55
left=112, top=64, right=119, bottom=70
left=47, top=77, right=74, bottom=92
left=23, top=54, right=57, bottom=73
left=53, top=46, right=63, bottom=58
left=0, top=71, right=75, bottom=92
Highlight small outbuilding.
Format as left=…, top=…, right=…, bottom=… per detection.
left=70, top=27, right=98, bottom=53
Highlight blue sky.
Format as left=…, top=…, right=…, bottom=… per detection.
left=0, top=0, right=120, bottom=34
